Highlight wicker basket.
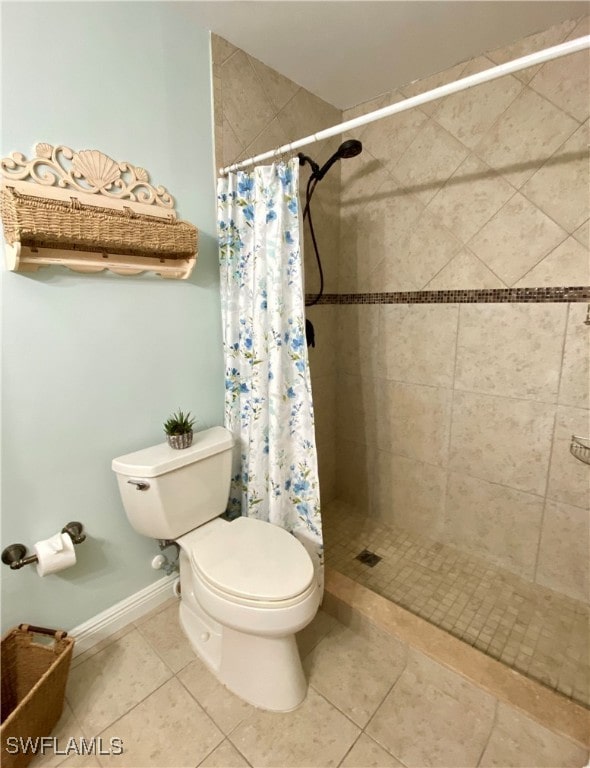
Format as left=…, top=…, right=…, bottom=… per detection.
left=1, top=625, right=75, bottom=768
left=0, top=186, right=197, bottom=260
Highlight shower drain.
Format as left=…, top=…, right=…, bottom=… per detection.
left=355, top=549, right=382, bottom=567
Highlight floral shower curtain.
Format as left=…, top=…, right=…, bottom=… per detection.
left=217, top=159, right=323, bottom=582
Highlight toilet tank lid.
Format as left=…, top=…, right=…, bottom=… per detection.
left=111, top=426, right=233, bottom=478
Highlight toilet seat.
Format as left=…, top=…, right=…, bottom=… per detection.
left=189, top=517, right=315, bottom=605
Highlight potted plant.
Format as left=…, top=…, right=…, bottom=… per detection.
left=164, top=408, right=195, bottom=450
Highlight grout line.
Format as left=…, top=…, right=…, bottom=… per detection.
left=441, top=302, right=462, bottom=535
left=532, top=302, right=572, bottom=582
left=475, top=699, right=500, bottom=767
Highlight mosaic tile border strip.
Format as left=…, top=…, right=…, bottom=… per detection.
left=306, top=286, right=590, bottom=305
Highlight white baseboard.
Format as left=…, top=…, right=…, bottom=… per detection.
left=70, top=574, right=178, bottom=656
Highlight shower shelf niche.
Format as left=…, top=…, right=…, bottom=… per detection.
left=0, top=143, right=198, bottom=279
left=569, top=435, right=590, bottom=465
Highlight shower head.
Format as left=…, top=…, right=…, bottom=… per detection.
left=314, top=139, right=363, bottom=181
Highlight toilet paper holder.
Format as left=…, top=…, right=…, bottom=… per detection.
left=1, top=522, right=86, bottom=570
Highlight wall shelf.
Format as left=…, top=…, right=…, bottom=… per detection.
left=0, top=144, right=198, bottom=279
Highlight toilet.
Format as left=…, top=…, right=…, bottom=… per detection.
left=112, top=426, right=320, bottom=712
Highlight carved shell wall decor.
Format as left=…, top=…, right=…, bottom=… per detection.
left=1, top=143, right=174, bottom=208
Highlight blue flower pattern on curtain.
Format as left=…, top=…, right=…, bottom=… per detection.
left=217, top=159, right=323, bottom=583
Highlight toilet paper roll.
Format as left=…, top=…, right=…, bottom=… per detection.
left=33, top=532, right=76, bottom=577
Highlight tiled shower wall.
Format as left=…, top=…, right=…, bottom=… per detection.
left=211, top=35, right=342, bottom=502
left=336, top=15, right=589, bottom=604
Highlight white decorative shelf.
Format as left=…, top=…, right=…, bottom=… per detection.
left=0, top=144, right=198, bottom=279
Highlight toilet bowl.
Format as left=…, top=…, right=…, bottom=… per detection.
left=112, top=426, right=321, bottom=712
left=177, top=517, right=320, bottom=710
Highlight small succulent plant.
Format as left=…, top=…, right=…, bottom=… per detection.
left=164, top=408, right=195, bottom=436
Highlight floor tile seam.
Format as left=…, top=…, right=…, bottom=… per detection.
left=360, top=644, right=411, bottom=750
left=70, top=623, right=138, bottom=671
left=196, top=736, right=252, bottom=768
left=335, top=731, right=364, bottom=768
left=326, top=572, right=590, bottom=735
left=217, top=734, right=253, bottom=768
left=474, top=698, right=500, bottom=767
left=174, top=669, right=244, bottom=740
left=133, top=620, right=189, bottom=677
left=88, top=675, right=178, bottom=744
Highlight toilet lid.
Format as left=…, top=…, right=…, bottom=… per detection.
left=191, top=517, right=315, bottom=602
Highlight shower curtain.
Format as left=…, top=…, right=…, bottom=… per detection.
left=217, top=159, right=323, bottom=582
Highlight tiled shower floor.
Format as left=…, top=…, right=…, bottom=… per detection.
left=323, top=500, right=590, bottom=708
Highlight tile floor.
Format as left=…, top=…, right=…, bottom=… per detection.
left=323, top=500, right=590, bottom=708
left=32, top=598, right=588, bottom=768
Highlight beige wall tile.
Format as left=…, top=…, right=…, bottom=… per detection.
left=536, top=500, right=590, bottom=603
left=380, top=208, right=463, bottom=290
left=359, top=96, right=429, bottom=171
left=220, top=50, right=276, bottom=149
left=450, top=391, right=555, bottom=495
left=393, top=120, right=469, bottom=204
left=385, top=381, right=452, bottom=467
left=342, top=92, right=391, bottom=136
left=427, top=154, right=515, bottom=245
left=303, top=623, right=407, bottom=726
left=230, top=686, right=360, bottom=767
left=468, top=193, right=568, bottom=286
left=340, top=149, right=394, bottom=213
left=277, top=87, right=341, bottom=145
left=336, top=374, right=381, bottom=447
left=547, top=406, right=590, bottom=509
left=521, top=120, right=590, bottom=234
left=336, top=438, right=375, bottom=509
left=529, top=44, right=589, bottom=124
left=486, top=18, right=579, bottom=84
left=515, top=236, right=590, bottom=287
left=239, top=117, right=290, bottom=168
left=366, top=650, right=496, bottom=767
left=306, top=306, right=337, bottom=380
left=444, top=473, right=544, bottom=579
left=388, top=453, right=446, bottom=538
left=211, top=35, right=238, bottom=67
left=573, top=218, right=589, bottom=248
left=559, top=303, right=590, bottom=409
left=434, top=57, right=523, bottom=150
left=346, top=179, right=426, bottom=292
left=336, top=305, right=381, bottom=378
left=98, top=678, right=223, bottom=768
left=475, top=87, right=579, bottom=189
left=480, top=702, right=588, bottom=768
left=221, top=117, right=243, bottom=169
left=400, top=61, right=468, bottom=116
left=381, top=303, right=459, bottom=388
left=454, top=303, right=567, bottom=401
left=425, top=248, right=505, bottom=289
left=248, top=55, right=300, bottom=113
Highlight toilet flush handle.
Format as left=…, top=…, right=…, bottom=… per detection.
left=127, top=479, right=150, bottom=491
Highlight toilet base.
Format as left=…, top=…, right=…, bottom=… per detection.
left=179, top=598, right=308, bottom=712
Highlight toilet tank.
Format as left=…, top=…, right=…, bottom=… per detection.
left=112, top=426, right=234, bottom=540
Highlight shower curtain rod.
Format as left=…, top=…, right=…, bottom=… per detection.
left=220, top=34, right=589, bottom=176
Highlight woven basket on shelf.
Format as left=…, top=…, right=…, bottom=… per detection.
left=0, top=186, right=197, bottom=260
left=1, top=625, right=75, bottom=768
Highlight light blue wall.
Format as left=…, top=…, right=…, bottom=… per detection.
left=0, top=2, right=223, bottom=630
